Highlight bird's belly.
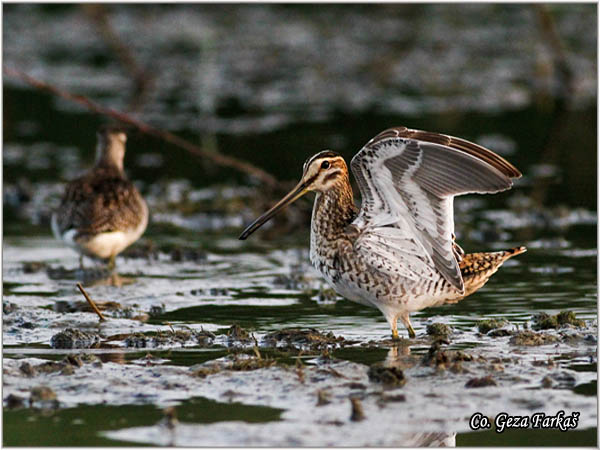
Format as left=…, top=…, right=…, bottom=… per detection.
left=79, top=230, right=136, bottom=258
left=60, top=213, right=147, bottom=259
left=320, top=262, right=457, bottom=312
left=329, top=278, right=375, bottom=307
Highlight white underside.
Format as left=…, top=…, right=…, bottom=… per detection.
left=51, top=208, right=148, bottom=259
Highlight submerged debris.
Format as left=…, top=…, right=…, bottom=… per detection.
left=195, top=328, right=217, bottom=346
left=22, top=261, right=47, bottom=273
left=53, top=300, right=123, bottom=314
left=169, top=246, right=207, bottom=263
left=368, top=364, right=407, bottom=387
left=316, top=390, right=331, bottom=406
left=273, top=273, right=307, bottom=291
left=426, top=323, right=453, bottom=338
left=20, top=355, right=86, bottom=378
left=124, top=329, right=196, bottom=348
left=510, top=330, right=560, bottom=346
left=263, top=328, right=345, bottom=350
left=422, top=339, right=473, bottom=370
left=477, top=318, right=509, bottom=334
left=50, top=328, right=100, bottom=349
left=532, top=311, right=586, bottom=330
left=193, top=354, right=276, bottom=378
left=349, top=396, right=365, bottom=422
left=29, top=386, right=58, bottom=408
left=229, top=354, right=277, bottom=371
left=227, top=324, right=253, bottom=344
left=3, top=301, right=18, bottom=315
left=313, top=287, right=339, bottom=304
left=377, top=393, right=407, bottom=406
left=121, top=241, right=159, bottom=261
left=160, top=406, right=179, bottom=431
left=192, top=364, right=223, bottom=379
left=4, top=394, right=26, bottom=409
left=46, top=265, right=112, bottom=282
left=465, top=375, right=497, bottom=388
left=19, top=362, right=36, bottom=377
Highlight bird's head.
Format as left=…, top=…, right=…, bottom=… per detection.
left=239, top=151, right=348, bottom=239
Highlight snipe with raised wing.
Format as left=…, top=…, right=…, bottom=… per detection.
left=239, top=127, right=526, bottom=339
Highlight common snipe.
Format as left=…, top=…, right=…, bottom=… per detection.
left=51, top=126, right=148, bottom=269
left=240, top=126, right=526, bottom=339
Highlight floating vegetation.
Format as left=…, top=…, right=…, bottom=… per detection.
left=22, top=261, right=47, bottom=273
left=421, top=340, right=474, bottom=370
left=532, top=311, right=586, bottom=330
left=426, top=322, right=453, bottom=338
left=465, top=375, right=497, bottom=388
left=1, top=3, right=597, bottom=446
left=29, top=386, right=58, bottom=408
left=50, top=328, right=100, bottom=349
left=509, top=330, right=560, bottom=346
left=367, top=364, right=406, bottom=387
left=123, top=329, right=204, bottom=348
left=263, top=328, right=345, bottom=351
left=226, top=324, right=253, bottom=344
left=477, top=318, right=509, bottom=334
left=193, top=354, right=277, bottom=378
left=349, top=396, right=366, bottom=422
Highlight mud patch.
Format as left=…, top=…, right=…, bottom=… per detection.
left=509, top=331, right=560, bottom=346
left=263, top=328, right=345, bottom=351
left=50, top=328, right=101, bottom=349
left=532, top=311, right=586, bottom=330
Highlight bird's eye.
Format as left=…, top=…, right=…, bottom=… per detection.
left=321, top=161, right=330, bottom=169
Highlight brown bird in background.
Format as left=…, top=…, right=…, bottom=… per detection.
left=52, top=126, right=148, bottom=270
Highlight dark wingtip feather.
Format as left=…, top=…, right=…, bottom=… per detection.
left=367, top=126, right=523, bottom=180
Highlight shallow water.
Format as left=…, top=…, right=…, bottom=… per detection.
left=3, top=3, right=598, bottom=447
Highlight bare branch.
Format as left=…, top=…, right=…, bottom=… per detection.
left=4, top=67, right=281, bottom=189
left=76, top=283, right=107, bottom=322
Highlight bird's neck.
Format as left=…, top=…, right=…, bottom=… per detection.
left=95, top=143, right=125, bottom=174
left=311, top=176, right=358, bottom=242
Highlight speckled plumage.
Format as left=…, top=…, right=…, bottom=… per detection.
left=240, top=126, right=526, bottom=338
left=52, top=128, right=148, bottom=267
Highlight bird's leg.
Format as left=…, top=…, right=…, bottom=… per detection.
left=400, top=312, right=416, bottom=339
left=79, top=254, right=85, bottom=270
left=384, top=312, right=401, bottom=341
left=107, top=254, right=116, bottom=271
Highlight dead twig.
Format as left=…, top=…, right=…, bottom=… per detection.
left=4, top=67, right=281, bottom=190
left=76, top=283, right=107, bottom=322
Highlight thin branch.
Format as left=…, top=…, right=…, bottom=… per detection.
left=76, top=282, right=107, bottom=322
left=4, top=67, right=280, bottom=189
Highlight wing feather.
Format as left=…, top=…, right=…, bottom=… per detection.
left=351, top=126, right=521, bottom=292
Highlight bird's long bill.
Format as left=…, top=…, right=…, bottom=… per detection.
left=239, top=181, right=309, bottom=240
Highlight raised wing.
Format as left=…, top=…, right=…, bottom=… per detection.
left=350, top=126, right=521, bottom=293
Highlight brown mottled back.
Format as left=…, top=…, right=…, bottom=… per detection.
left=55, top=165, right=146, bottom=240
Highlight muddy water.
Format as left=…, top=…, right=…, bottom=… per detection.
left=3, top=3, right=597, bottom=447
left=3, top=218, right=597, bottom=446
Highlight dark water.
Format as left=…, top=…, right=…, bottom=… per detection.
left=3, top=3, right=597, bottom=447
